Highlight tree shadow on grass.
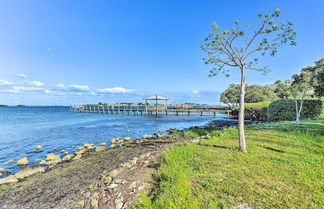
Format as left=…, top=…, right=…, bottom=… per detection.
left=197, top=143, right=232, bottom=150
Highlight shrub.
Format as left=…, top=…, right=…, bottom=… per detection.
left=184, top=130, right=199, bottom=138
left=268, top=99, right=323, bottom=121
left=231, top=106, right=268, bottom=121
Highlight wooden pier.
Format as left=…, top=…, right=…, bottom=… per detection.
left=70, top=103, right=231, bottom=117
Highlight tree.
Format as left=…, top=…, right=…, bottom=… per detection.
left=202, top=9, right=296, bottom=152
left=289, top=83, right=312, bottom=124
left=221, top=84, right=277, bottom=107
left=314, top=68, right=324, bottom=97
left=291, top=58, right=324, bottom=97
left=220, top=84, right=240, bottom=108
left=274, top=80, right=292, bottom=99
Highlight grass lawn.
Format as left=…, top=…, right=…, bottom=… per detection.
left=136, top=120, right=324, bottom=209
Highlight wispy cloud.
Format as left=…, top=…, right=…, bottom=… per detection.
left=0, top=79, right=13, bottom=86
left=192, top=89, right=199, bottom=94
left=56, top=84, right=90, bottom=92
left=2, top=86, right=44, bottom=93
left=18, top=73, right=27, bottom=78
left=24, top=80, right=45, bottom=86
left=97, top=87, right=135, bottom=94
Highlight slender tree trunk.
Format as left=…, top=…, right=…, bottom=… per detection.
left=294, top=99, right=300, bottom=124
left=238, top=67, right=247, bottom=152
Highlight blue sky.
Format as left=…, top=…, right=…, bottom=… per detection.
left=0, top=0, right=323, bottom=105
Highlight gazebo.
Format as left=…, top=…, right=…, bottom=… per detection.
left=143, top=94, right=169, bottom=115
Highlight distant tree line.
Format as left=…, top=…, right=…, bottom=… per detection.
left=220, top=58, right=324, bottom=108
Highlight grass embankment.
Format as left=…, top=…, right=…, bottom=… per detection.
left=136, top=120, right=324, bottom=209
left=244, top=101, right=271, bottom=108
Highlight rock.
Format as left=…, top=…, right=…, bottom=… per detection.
left=0, top=167, right=4, bottom=172
left=142, top=134, right=152, bottom=139
left=77, top=146, right=85, bottom=151
left=46, top=153, right=61, bottom=161
left=111, top=138, right=116, bottom=143
left=0, top=175, right=18, bottom=185
left=116, top=202, right=123, bottom=209
left=117, top=139, right=124, bottom=144
left=16, top=157, right=28, bottom=166
left=62, top=154, right=74, bottom=161
left=73, top=154, right=82, bottom=160
left=124, top=137, right=131, bottom=141
left=64, top=151, right=69, bottom=155
left=107, top=183, right=119, bottom=189
left=127, top=129, right=131, bottom=132
left=101, top=142, right=107, bottom=146
left=39, top=160, right=46, bottom=165
left=52, top=147, right=58, bottom=151
left=95, top=146, right=106, bottom=152
left=15, top=167, right=45, bottom=180
left=79, top=200, right=85, bottom=208
left=36, top=145, right=43, bottom=150
left=5, top=169, right=12, bottom=173
left=0, top=173, right=2, bottom=177
left=84, top=143, right=95, bottom=150
left=71, top=145, right=76, bottom=148
left=6, top=160, right=14, bottom=164
left=110, top=144, right=116, bottom=148
left=102, top=175, right=113, bottom=185
left=109, top=169, right=120, bottom=177
left=59, top=150, right=65, bottom=153
left=34, top=158, right=42, bottom=162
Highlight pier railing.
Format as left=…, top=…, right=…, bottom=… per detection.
left=70, top=103, right=231, bottom=117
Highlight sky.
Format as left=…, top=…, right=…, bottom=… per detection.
left=0, top=0, right=323, bottom=105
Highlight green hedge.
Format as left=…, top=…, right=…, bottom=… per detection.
left=267, top=99, right=323, bottom=121
left=231, top=107, right=268, bottom=121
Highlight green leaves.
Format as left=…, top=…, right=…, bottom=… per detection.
left=202, top=9, right=296, bottom=78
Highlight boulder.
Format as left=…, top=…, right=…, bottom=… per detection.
left=62, top=155, right=74, bottom=161
left=95, top=146, right=106, bottom=152
left=84, top=143, right=95, bottom=150
left=73, top=154, right=82, bottom=160
left=39, top=160, right=46, bottom=165
left=110, top=144, right=116, bottom=148
left=46, top=154, right=61, bottom=161
left=59, top=150, right=65, bottom=153
left=36, top=145, right=43, bottom=150
left=6, top=160, right=14, bottom=164
left=0, top=175, right=18, bottom=185
left=0, top=167, right=4, bottom=172
left=101, top=142, right=107, bottom=146
left=16, top=157, right=28, bottom=166
left=15, top=167, right=45, bottom=180
left=111, top=138, right=116, bottom=143
left=64, top=151, right=69, bottom=155
left=34, top=158, right=42, bottom=162
left=102, top=175, right=113, bottom=185
left=124, top=137, right=131, bottom=141
left=142, top=134, right=152, bottom=139
left=5, top=169, right=12, bottom=173
left=52, top=148, right=58, bottom=151
left=0, top=173, right=2, bottom=177
left=71, top=145, right=76, bottom=148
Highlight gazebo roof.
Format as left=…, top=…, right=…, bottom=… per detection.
left=144, top=94, right=169, bottom=100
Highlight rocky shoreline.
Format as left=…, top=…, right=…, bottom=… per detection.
left=0, top=132, right=189, bottom=209
left=0, top=119, right=249, bottom=209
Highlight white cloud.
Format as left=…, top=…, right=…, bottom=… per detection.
left=18, top=73, right=27, bottom=78
left=43, top=89, right=51, bottom=94
left=24, top=80, right=45, bottom=86
left=97, top=87, right=135, bottom=94
left=2, top=86, right=44, bottom=93
left=56, top=84, right=89, bottom=91
left=0, top=79, right=13, bottom=86
left=192, top=90, right=199, bottom=94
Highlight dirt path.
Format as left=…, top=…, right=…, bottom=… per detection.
left=0, top=136, right=184, bottom=209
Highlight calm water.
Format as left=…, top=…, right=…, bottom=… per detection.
left=0, top=106, right=226, bottom=177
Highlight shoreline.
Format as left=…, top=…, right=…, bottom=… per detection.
left=0, top=118, right=266, bottom=208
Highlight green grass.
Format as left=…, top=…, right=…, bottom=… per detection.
left=244, top=101, right=272, bottom=108
left=136, top=120, right=324, bottom=209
